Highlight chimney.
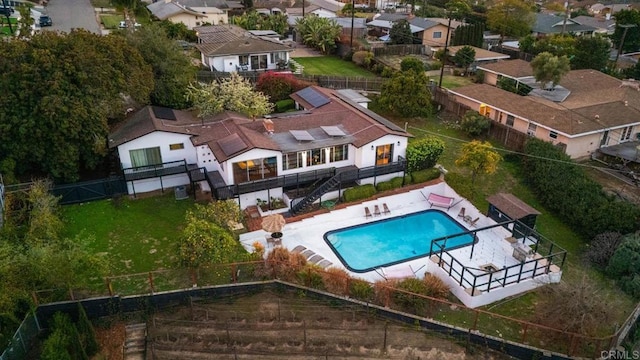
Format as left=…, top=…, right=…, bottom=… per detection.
left=263, top=119, right=275, bottom=134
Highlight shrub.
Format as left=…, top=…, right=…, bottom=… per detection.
left=400, top=57, right=425, bottom=73
left=423, top=273, right=449, bottom=299
left=375, top=176, right=405, bottom=192
left=256, top=72, right=309, bottom=102
left=442, top=172, right=473, bottom=200
left=265, top=247, right=307, bottom=281
left=343, top=184, right=376, bottom=202
left=460, top=110, right=491, bottom=137
left=321, top=267, right=350, bottom=295
left=352, top=50, right=374, bottom=68
left=584, top=232, right=623, bottom=268
left=393, top=278, right=428, bottom=312
left=297, top=266, right=324, bottom=289
left=381, top=66, right=395, bottom=78
left=607, top=233, right=640, bottom=298
left=406, top=136, right=445, bottom=173
left=275, top=99, right=295, bottom=112
left=426, top=61, right=442, bottom=71
left=410, top=168, right=440, bottom=184
left=349, top=279, right=374, bottom=301
left=373, top=279, right=396, bottom=307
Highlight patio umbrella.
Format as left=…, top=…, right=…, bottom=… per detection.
left=261, top=214, right=286, bottom=238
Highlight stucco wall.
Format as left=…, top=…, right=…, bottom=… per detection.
left=169, top=12, right=228, bottom=29
left=116, top=132, right=197, bottom=169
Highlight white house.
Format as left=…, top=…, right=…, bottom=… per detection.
left=109, top=86, right=411, bottom=211
left=195, top=25, right=293, bottom=72
left=147, top=0, right=232, bottom=29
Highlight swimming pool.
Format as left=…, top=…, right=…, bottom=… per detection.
left=324, top=210, right=475, bottom=272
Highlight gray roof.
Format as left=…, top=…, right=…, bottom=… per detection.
left=308, top=0, right=344, bottom=13
left=533, top=13, right=598, bottom=34
left=147, top=2, right=199, bottom=20
left=336, top=89, right=371, bottom=103
left=572, top=15, right=615, bottom=31
left=172, top=0, right=229, bottom=9
left=333, top=17, right=366, bottom=29
left=194, top=24, right=246, bottom=43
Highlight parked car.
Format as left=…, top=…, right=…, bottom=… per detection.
left=119, top=20, right=141, bottom=29
left=39, top=15, right=52, bottom=27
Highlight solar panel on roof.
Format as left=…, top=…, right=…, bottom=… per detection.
left=321, top=126, right=346, bottom=137
left=218, top=133, right=248, bottom=156
left=290, top=130, right=314, bottom=141
left=152, top=106, right=177, bottom=121
left=297, top=87, right=330, bottom=108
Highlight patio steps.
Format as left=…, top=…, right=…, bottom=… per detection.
left=290, top=59, right=303, bottom=74
left=123, top=323, right=147, bottom=360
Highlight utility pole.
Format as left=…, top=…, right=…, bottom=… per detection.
left=560, top=1, right=570, bottom=36
left=614, top=24, right=637, bottom=69
left=350, top=0, right=355, bottom=49
left=438, top=16, right=452, bottom=87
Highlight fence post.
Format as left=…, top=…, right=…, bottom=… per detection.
left=148, top=272, right=155, bottom=293
left=472, top=310, right=479, bottom=330
left=521, top=323, right=528, bottom=343
left=31, top=291, right=39, bottom=307
left=231, top=264, right=237, bottom=283
left=107, top=278, right=114, bottom=297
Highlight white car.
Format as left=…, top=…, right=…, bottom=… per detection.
left=119, top=21, right=141, bottom=29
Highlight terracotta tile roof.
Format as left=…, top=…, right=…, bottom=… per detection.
left=487, top=193, right=541, bottom=219
left=477, top=59, right=533, bottom=79
left=109, top=87, right=411, bottom=159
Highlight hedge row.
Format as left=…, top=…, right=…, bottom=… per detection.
left=343, top=169, right=440, bottom=203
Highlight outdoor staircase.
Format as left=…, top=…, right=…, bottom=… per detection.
left=290, top=58, right=303, bottom=74
left=123, top=323, right=147, bottom=360
left=290, top=175, right=341, bottom=215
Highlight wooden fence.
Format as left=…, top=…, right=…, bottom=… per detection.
left=373, top=44, right=427, bottom=57
left=197, top=71, right=386, bottom=92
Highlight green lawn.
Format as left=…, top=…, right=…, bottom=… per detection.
left=293, top=56, right=376, bottom=77
left=100, top=14, right=123, bottom=29
left=438, top=75, right=475, bottom=89
left=61, top=193, right=195, bottom=275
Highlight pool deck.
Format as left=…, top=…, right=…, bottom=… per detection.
left=239, top=181, right=561, bottom=308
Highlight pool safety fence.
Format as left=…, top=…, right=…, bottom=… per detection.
left=12, top=259, right=627, bottom=359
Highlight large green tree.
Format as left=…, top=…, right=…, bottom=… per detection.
left=571, top=35, right=610, bottom=71
left=187, top=73, right=274, bottom=119
left=611, top=9, right=640, bottom=53
left=236, top=11, right=288, bottom=36
left=0, top=30, right=153, bottom=182
left=296, top=16, right=342, bottom=54
left=487, top=0, right=536, bottom=43
left=453, top=45, right=475, bottom=74
left=377, top=67, right=433, bottom=117
left=455, top=140, right=502, bottom=184
left=389, top=19, right=413, bottom=44
left=121, top=23, right=197, bottom=109
left=531, top=52, right=570, bottom=90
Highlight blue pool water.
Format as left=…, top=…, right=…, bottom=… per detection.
left=324, top=210, right=475, bottom=272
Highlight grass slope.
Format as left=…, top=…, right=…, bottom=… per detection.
left=293, top=56, right=376, bottom=77
left=61, top=193, right=195, bottom=275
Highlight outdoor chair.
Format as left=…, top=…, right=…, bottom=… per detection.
left=382, top=203, right=391, bottom=215
left=457, top=207, right=466, bottom=218
left=469, top=217, right=480, bottom=227
left=374, top=205, right=381, bottom=216
left=365, top=206, right=372, bottom=218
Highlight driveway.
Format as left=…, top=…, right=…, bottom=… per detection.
left=42, top=0, right=100, bottom=34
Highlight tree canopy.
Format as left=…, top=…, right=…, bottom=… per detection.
left=233, top=11, right=289, bottom=35
left=389, top=19, right=413, bottom=44
left=377, top=66, right=433, bottom=117
left=453, top=45, right=475, bottom=74
left=187, top=73, right=274, bottom=119
left=0, top=30, right=154, bottom=182
left=296, top=17, right=342, bottom=54
left=120, top=23, right=197, bottom=109
left=487, top=0, right=535, bottom=42
left=611, top=9, right=640, bottom=53
left=531, top=52, right=570, bottom=90
left=455, top=140, right=502, bottom=183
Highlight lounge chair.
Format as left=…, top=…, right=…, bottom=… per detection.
left=301, top=249, right=316, bottom=259
left=291, top=245, right=307, bottom=254
left=374, top=205, right=381, bottom=216
left=469, top=217, right=480, bottom=227
left=316, top=259, right=333, bottom=269
left=382, top=203, right=391, bottom=215
left=457, top=207, right=466, bottom=218
left=365, top=206, right=372, bottom=218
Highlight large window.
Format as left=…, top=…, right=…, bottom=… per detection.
left=329, top=145, right=348, bottom=162
left=282, top=152, right=303, bottom=170
left=306, top=149, right=325, bottom=166
left=527, top=123, right=537, bottom=136
left=270, top=52, right=287, bottom=63
left=433, top=31, right=442, bottom=39
left=130, top=147, right=162, bottom=168
left=620, top=126, right=633, bottom=141
left=506, top=115, right=515, bottom=127
left=250, top=54, right=268, bottom=70
left=239, top=55, right=249, bottom=65
left=376, top=144, right=394, bottom=165
left=233, top=157, right=277, bottom=182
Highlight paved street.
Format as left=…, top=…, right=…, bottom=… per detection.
left=42, top=0, right=100, bottom=34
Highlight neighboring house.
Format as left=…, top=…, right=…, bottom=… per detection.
left=589, top=3, right=631, bottom=16
left=147, top=0, right=232, bottom=29
left=367, top=14, right=462, bottom=48
left=333, top=17, right=367, bottom=39
left=447, top=66, right=640, bottom=159
left=572, top=15, right=616, bottom=35
left=195, top=25, right=293, bottom=72
left=477, top=59, right=533, bottom=86
left=532, top=13, right=598, bottom=36
left=285, top=0, right=343, bottom=18
left=447, top=46, right=510, bottom=70
left=109, top=86, right=411, bottom=211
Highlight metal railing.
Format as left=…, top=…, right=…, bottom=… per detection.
left=122, top=160, right=188, bottom=182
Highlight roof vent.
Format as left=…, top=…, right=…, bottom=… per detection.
left=595, top=114, right=600, bottom=119
left=263, top=119, right=275, bottom=134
